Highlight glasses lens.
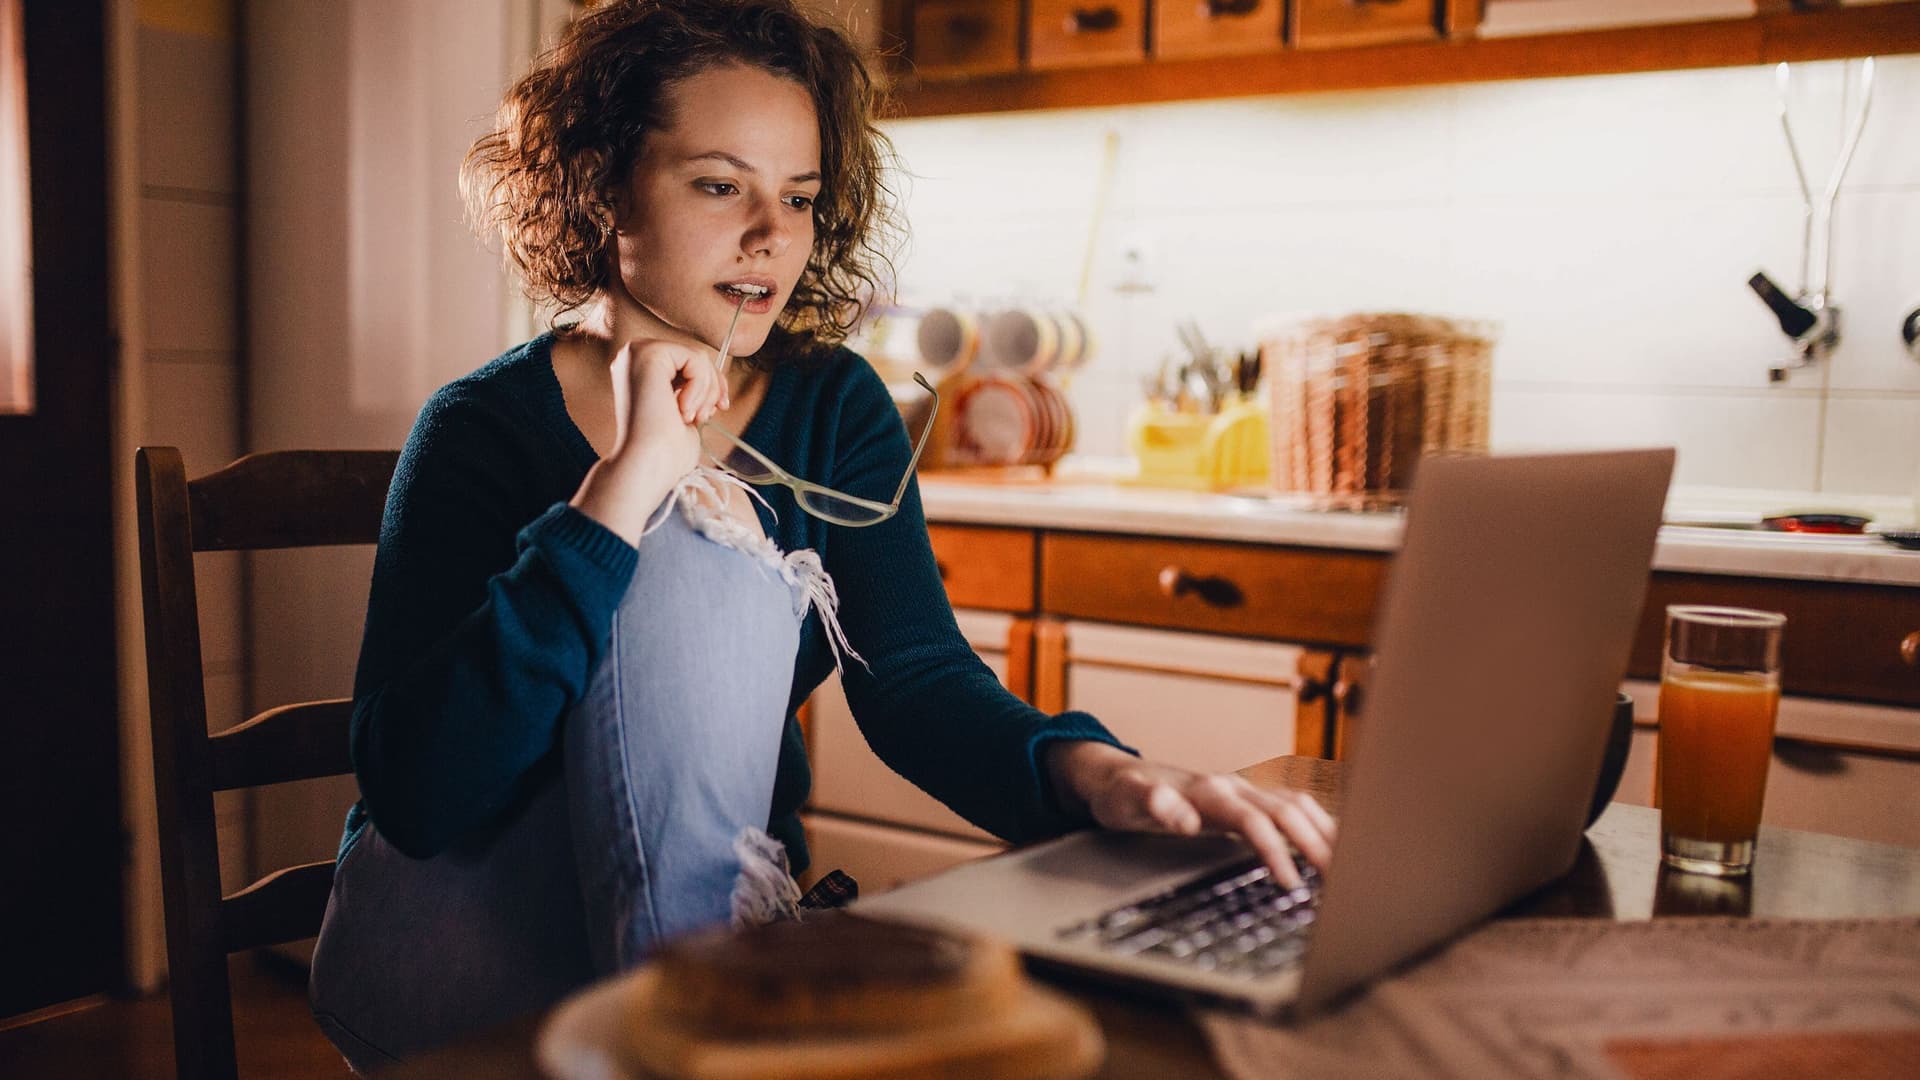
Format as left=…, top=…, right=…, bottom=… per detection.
left=708, top=441, right=781, bottom=484
left=799, top=489, right=891, bottom=526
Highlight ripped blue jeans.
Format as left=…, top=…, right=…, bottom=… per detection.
left=309, top=472, right=848, bottom=1073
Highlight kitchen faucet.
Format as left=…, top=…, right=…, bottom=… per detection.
left=1748, top=58, right=1873, bottom=383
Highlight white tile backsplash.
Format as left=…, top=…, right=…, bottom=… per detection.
left=1491, top=386, right=1824, bottom=490
left=884, top=58, right=1920, bottom=496
left=1819, top=396, right=1920, bottom=507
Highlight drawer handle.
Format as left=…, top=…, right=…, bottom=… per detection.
left=1157, top=564, right=1244, bottom=608
left=1204, top=0, right=1260, bottom=16
left=1065, top=6, right=1121, bottom=34
left=1903, top=630, right=1920, bottom=667
left=944, top=14, right=988, bottom=43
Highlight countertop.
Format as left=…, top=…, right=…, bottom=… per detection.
left=917, top=468, right=1920, bottom=588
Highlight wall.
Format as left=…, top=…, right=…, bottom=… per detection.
left=239, top=0, right=566, bottom=954
left=110, top=0, right=249, bottom=991
left=879, top=58, right=1920, bottom=497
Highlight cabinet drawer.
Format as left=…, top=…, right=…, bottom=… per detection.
left=1041, top=532, right=1387, bottom=646
left=910, top=0, right=1022, bottom=81
left=800, top=813, right=1003, bottom=897
left=1154, top=0, right=1285, bottom=60
left=1030, top=0, right=1146, bottom=70
left=1630, top=574, right=1920, bottom=709
left=927, top=524, right=1036, bottom=611
left=1291, top=0, right=1438, bottom=49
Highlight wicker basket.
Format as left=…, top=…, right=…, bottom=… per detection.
left=1264, top=313, right=1494, bottom=510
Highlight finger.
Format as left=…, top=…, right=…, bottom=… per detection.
left=1144, top=782, right=1202, bottom=835
left=1256, top=791, right=1335, bottom=871
left=675, top=351, right=718, bottom=423
left=1296, top=792, right=1339, bottom=841
left=1186, top=778, right=1303, bottom=889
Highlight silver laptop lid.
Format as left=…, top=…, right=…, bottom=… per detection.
left=1295, top=448, right=1673, bottom=1011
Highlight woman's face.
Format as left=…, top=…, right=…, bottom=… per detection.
left=610, top=62, right=821, bottom=358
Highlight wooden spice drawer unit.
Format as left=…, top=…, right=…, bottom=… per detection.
left=1028, top=0, right=1147, bottom=70
left=908, top=0, right=1023, bottom=80
left=1039, top=531, right=1388, bottom=647
left=1154, top=0, right=1286, bottom=60
left=926, top=523, right=1037, bottom=612
left=1630, top=573, right=1920, bottom=710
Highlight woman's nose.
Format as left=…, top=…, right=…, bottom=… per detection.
left=741, top=198, right=791, bottom=260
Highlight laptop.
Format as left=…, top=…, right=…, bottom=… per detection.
left=858, top=448, right=1676, bottom=1016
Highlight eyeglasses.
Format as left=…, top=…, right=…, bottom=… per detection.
left=701, top=371, right=938, bottom=527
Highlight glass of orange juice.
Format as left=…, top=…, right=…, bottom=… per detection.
left=1657, top=605, right=1786, bottom=876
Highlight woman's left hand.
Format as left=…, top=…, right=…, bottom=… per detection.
left=1044, top=741, right=1337, bottom=890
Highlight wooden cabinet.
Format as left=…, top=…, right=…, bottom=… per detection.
left=1290, top=0, right=1438, bottom=49
left=1029, top=0, right=1148, bottom=69
left=927, top=523, right=1036, bottom=611
left=1052, top=620, right=1304, bottom=771
left=908, top=0, right=1023, bottom=80
left=1631, top=572, right=1920, bottom=709
left=805, top=516, right=1920, bottom=889
left=885, top=1, right=1919, bottom=116
left=1041, top=531, right=1386, bottom=646
left=1615, top=681, right=1920, bottom=848
left=1153, top=0, right=1286, bottom=60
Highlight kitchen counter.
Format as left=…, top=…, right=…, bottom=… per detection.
left=918, top=472, right=1920, bottom=588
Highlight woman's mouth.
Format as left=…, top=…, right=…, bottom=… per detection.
left=718, top=280, right=776, bottom=315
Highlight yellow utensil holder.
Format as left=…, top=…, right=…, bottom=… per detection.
left=1126, top=399, right=1271, bottom=491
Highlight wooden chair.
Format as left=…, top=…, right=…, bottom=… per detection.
left=135, top=446, right=398, bottom=1080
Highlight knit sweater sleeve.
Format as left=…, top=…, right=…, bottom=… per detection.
left=823, top=361, right=1136, bottom=844
left=349, top=386, right=636, bottom=858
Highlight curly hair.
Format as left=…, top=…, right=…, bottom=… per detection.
left=461, top=0, right=901, bottom=363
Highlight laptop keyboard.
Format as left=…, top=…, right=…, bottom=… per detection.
left=1055, top=856, right=1322, bottom=977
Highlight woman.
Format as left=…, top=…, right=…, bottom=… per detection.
left=310, top=0, right=1335, bottom=1070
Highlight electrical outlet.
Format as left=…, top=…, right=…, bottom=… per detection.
left=1113, top=232, right=1158, bottom=294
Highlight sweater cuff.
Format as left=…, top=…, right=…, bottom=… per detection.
left=518, top=502, right=639, bottom=584
left=1026, top=711, right=1138, bottom=833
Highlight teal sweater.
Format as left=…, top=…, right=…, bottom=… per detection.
left=344, top=333, right=1127, bottom=871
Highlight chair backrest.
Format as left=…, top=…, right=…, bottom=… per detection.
left=135, top=446, right=398, bottom=1080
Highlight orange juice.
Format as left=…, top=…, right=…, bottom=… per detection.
left=1657, top=671, right=1780, bottom=844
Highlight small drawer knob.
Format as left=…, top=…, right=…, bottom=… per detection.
left=1065, top=6, right=1121, bottom=33
left=1156, top=565, right=1244, bottom=608
left=1903, top=631, right=1920, bottom=667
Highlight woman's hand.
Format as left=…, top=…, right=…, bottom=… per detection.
left=608, top=338, right=726, bottom=467
left=572, top=339, right=726, bottom=544
left=1044, top=741, right=1338, bottom=889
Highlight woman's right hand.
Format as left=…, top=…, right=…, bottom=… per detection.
left=608, top=339, right=726, bottom=471
left=572, top=339, right=726, bottom=545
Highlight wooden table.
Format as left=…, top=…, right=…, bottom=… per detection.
left=391, top=756, right=1920, bottom=1080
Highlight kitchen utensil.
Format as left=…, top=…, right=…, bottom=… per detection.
left=956, top=376, right=1037, bottom=465
left=980, top=308, right=1059, bottom=374
left=1761, top=513, right=1871, bottom=534
left=916, top=307, right=978, bottom=371
left=1878, top=530, right=1920, bottom=551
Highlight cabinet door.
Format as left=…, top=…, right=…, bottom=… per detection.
left=910, top=0, right=1023, bottom=80
left=1291, top=0, right=1439, bottom=49
left=1154, top=0, right=1285, bottom=60
left=1059, top=620, right=1302, bottom=772
left=1030, top=0, right=1148, bottom=70
left=1619, top=680, right=1920, bottom=847
left=806, top=609, right=1021, bottom=841
left=927, top=523, right=1036, bottom=612
left=800, top=812, right=1002, bottom=896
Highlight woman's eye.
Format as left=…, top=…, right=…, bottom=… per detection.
left=784, top=194, right=815, bottom=211
left=698, top=181, right=739, bottom=197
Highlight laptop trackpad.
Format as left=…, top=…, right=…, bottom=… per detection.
left=858, top=829, right=1252, bottom=942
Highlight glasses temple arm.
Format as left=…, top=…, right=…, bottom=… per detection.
left=889, top=372, right=939, bottom=508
